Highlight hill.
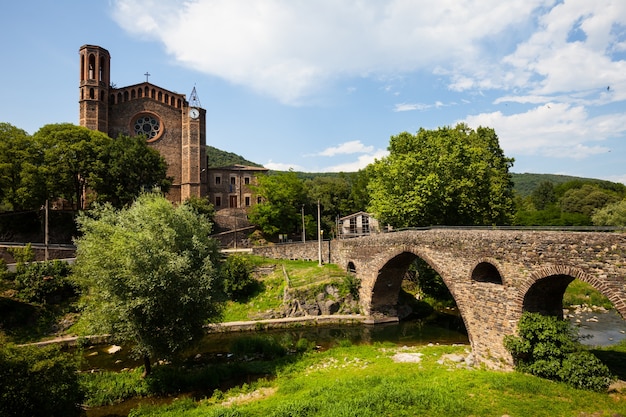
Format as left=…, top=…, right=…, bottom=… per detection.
left=206, top=146, right=621, bottom=196
left=207, top=145, right=264, bottom=168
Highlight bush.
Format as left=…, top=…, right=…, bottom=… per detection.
left=14, top=260, right=77, bottom=304
left=504, top=312, right=614, bottom=391
left=0, top=341, right=84, bottom=417
left=221, top=255, right=256, bottom=299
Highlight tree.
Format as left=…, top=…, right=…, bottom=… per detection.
left=90, top=134, right=172, bottom=207
left=0, top=123, right=44, bottom=211
left=73, top=193, right=223, bottom=376
left=368, top=124, right=514, bottom=227
left=560, top=184, right=620, bottom=218
left=530, top=181, right=556, bottom=211
left=33, top=123, right=111, bottom=209
left=592, top=198, right=626, bottom=226
left=248, top=170, right=308, bottom=238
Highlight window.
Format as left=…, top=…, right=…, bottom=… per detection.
left=362, top=216, right=370, bottom=234
left=245, top=196, right=251, bottom=206
left=215, top=176, right=221, bottom=185
left=133, top=114, right=162, bottom=141
left=230, top=177, right=236, bottom=185
left=349, top=217, right=357, bottom=234
left=215, top=196, right=221, bottom=207
left=244, top=177, right=250, bottom=185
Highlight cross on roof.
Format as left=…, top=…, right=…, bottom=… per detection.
left=144, top=71, right=151, bottom=82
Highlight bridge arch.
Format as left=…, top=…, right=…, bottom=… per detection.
left=520, top=265, right=626, bottom=320
left=366, top=248, right=468, bottom=330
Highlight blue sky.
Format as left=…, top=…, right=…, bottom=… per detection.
left=2, top=1, right=626, bottom=182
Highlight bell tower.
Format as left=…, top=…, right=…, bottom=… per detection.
left=79, top=45, right=110, bottom=132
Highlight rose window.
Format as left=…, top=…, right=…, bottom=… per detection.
left=133, top=114, right=161, bottom=140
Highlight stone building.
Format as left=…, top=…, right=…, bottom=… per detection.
left=207, top=164, right=268, bottom=209
left=78, top=44, right=206, bottom=204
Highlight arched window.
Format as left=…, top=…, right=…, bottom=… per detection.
left=89, top=88, right=95, bottom=99
left=164, top=93, right=169, bottom=104
left=110, top=94, right=115, bottom=104
left=151, top=89, right=156, bottom=99
left=80, top=55, right=85, bottom=81
left=123, top=90, right=129, bottom=102
left=99, top=56, right=105, bottom=82
left=88, top=54, right=96, bottom=79
left=471, top=262, right=503, bottom=284
left=157, top=91, right=162, bottom=101
left=131, top=89, right=136, bottom=99
left=138, top=88, right=143, bottom=98
left=117, top=92, right=122, bottom=103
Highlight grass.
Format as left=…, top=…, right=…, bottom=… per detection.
left=109, top=343, right=626, bottom=417
left=220, top=255, right=355, bottom=322
left=563, top=279, right=613, bottom=309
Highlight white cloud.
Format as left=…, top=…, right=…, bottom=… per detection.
left=111, top=0, right=554, bottom=104
left=263, top=160, right=304, bottom=171
left=462, top=102, right=626, bottom=159
left=316, top=140, right=374, bottom=157
left=323, top=149, right=389, bottom=173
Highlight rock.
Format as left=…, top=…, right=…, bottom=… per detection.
left=441, top=353, right=465, bottom=363
left=106, top=345, right=122, bottom=354
left=392, top=352, right=423, bottom=363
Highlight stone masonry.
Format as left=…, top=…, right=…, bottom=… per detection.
left=253, top=229, right=626, bottom=369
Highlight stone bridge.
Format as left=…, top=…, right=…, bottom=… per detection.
left=255, top=228, right=626, bottom=368
left=336, top=229, right=626, bottom=368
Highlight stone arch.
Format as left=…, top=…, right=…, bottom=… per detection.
left=367, top=248, right=455, bottom=317
left=520, top=265, right=626, bottom=320
left=347, top=261, right=356, bottom=274
left=471, top=259, right=503, bottom=284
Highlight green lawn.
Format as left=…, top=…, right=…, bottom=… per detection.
left=109, top=343, right=626, bottom=417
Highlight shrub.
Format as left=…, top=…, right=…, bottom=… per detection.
left=14, top=260, right=76, bottom=304
left=221, top=255, right=256, bottom=299
left=504, top=312, right=614, bottom=391
left=0, top=341, right=84, bottom=417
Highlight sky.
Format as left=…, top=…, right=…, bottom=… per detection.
left=2, top=1, right=626, bottom=183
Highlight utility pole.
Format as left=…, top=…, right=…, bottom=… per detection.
left=301, top=205, right=306, bottom=243
left=317, top=200, right=322, bottom=266
left=44, top=199, right=49, bottom=261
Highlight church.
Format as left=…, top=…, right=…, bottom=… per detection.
left=78, top=44, right=207, bottom=204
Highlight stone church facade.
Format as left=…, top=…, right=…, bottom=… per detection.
left=78, top=44, right=207, bottom=204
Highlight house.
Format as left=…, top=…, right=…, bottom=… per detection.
left=207, top=164, right=268, bottom=209
left=338, top=212, right=381, bottom=238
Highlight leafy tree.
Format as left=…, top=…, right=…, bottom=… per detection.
left=33, top=123, right=111, bottom=209
left=559, top=184, right=620, bottom=218
left=530, top=181, right=556, bottom=211
left=368, top=124, right=514, bottom=227
left=348, top=167, right=372, bottom=214
left=248, top=170, right=307, bottom=238
left=0, top=123, right=44, bottom=211
left=182, top=195, right=216, bottom=222
left=592, top=198, right=626, bottom=226
left=305, top=175, right=352, bottom=237
left=504, top=312, right=614, bottom=392
left=0, top=340, right=83, bottom=417
left=89, top=134, right=172, bottom=208
left=73, top=193, right=223, bottom=376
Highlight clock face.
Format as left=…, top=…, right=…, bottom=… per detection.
left=189, top=108, right=200, bottom=119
